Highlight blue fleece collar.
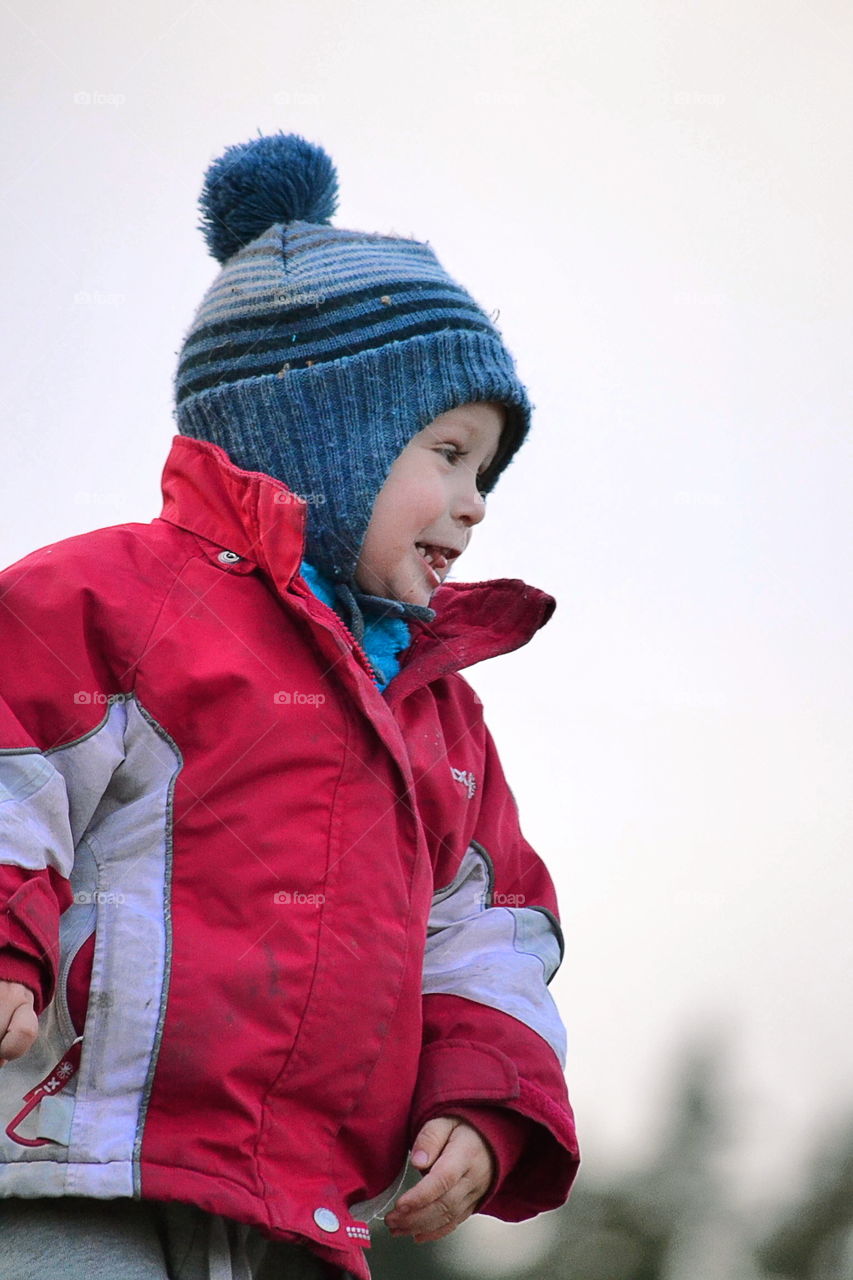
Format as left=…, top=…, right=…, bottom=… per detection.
left=300, top=560, right=411, bottom=691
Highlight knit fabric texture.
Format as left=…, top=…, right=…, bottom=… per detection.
left=173, top=134, right=533, bottom=591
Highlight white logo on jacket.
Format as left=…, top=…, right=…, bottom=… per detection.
left=450, top=767, right=477, bottom=799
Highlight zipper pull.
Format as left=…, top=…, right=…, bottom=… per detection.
left=5, top=1036, right=83, bottom=1148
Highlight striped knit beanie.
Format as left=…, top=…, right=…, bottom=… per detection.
left=173, top=132, right=532, bottom=592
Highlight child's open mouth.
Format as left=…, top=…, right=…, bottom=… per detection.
left=415, top=543, right=460, bottom=587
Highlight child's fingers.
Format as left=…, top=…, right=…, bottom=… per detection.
left=391, top=1116, right=461, bottom=1220
left=409, top=1115, right=457, bottom=1173
left=385, top=1119, right=495, bottom=1242
left=0, top=988, right=38, bottom=1065
left=386, top=1157, right=484, bottom=1242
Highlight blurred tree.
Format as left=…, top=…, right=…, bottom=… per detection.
left=756, top=1115, right=853, bottom=1279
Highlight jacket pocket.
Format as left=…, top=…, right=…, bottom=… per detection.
left=62, top=930, right=95, bottom=1038
left=55, top=837, right=99, bottom=1041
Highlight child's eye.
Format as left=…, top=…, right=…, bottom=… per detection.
left=436, top=444, right=489, bottom=496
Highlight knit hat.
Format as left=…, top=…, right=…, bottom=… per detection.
left=173, top=131, right=532, bottom=599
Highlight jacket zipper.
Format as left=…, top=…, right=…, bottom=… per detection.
left=288, top=576, right=379, bottom=687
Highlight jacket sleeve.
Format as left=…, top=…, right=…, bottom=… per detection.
left=0, top=698, right=77, bottom=1010
left=411, top=723, right=580, bottom=1220
left=0, top=542, right=135, bottom=1011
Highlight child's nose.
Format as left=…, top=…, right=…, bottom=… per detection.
left=454, top=481, right=487, bottom=526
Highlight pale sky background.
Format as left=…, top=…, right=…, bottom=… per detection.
left=2, top=0, right=851, bottom=1225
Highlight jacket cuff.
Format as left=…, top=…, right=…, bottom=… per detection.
left=411, top=1038, right=520, bottom=1124
left=0, top=867, right=67, bottom=1014
left=414, top=996, right=580, bottom=1219
left=0, top=953, right=47, bottom=1012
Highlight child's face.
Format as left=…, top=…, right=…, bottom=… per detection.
left=355, top=401, right=505, bottom=606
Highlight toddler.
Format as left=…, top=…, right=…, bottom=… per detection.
left=0, top=132, right=579, bottom=1279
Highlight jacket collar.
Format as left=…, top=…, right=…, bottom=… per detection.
left=159, top=434, right=306, bottom=600
left=388, top=577, right=555, bottom=703
left=158, top=435, right=555, bottom=682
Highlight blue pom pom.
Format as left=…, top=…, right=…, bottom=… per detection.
left=198, top=131, right=339, bottom=264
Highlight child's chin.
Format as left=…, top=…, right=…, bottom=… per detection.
left=389, top=589, right=431, bottom=610
left=400, top=579, right=434, bottom=608
left=355, top=572, right=431, bottom=608
left=380, top=567, right=434, bottom=608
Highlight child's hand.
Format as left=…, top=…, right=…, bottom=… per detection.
left=0, top=981, right=38, bottom=1067
left=384, top=1116, right=496, bottom=1244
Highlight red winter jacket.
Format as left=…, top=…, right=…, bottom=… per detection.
left=0, top=435, right=578, bottom=1277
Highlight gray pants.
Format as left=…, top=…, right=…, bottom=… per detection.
left=0, top=1198, right=346, bottom=1280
